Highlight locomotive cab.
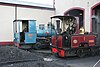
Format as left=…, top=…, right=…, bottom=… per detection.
left=51, top=16, right=77, bottom=48
left=13, top=20, right=36, bottom=49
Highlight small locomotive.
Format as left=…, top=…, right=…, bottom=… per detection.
left=51, top=16, right=100, bottom=58
left=13, top=20, right=56, bottom=49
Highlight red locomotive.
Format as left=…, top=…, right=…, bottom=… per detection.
left=51, top=16, right=100, bottom=58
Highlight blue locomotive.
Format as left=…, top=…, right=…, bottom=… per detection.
left=37, top=23, right=56, bottom=37
left=13, top=20, right=56, bottom=49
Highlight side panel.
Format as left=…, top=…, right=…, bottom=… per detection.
left=85, top=35, right=95, bottom=46
left=71, top=35, right=84, bottom=48
left=52, top=35, right=62, bottom=48
left=25, top=20, right=37, bottom=43
left=15, top=21, right=20, bottom=43
left=29, top=20, right=36, bottom=32
left=71, top=35, right=96, bottom=48
left=25, top=32, right=36, bottom=43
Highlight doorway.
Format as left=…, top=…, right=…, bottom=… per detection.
left=64, top=8, right=85, bottom=34
left=91, top=3, right=100, bottom=45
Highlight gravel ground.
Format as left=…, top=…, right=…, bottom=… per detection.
left=0, top=46, right=64, bottom=67
left=1, top=46, right=100, bottom=67
left=1, top=61, right=64, bottom=67
left=0, top=46, right=42, bottom=62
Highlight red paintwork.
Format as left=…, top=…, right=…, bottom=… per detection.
left=52, top=35, right=64, bottom=57
left=52, top=47, right=58, bottom=53
left=71, top=35, right=95, bottom=48
left=57, top=35, right=62, bottom=48
left=52, top=47, right=65, bottom=57
left=58, top=50, right=65, bottom=57
left=52, top=36, right=56, bottom=46
left=85, top=35, right=95, bottom=45
left=52, top=35, right=62, bottom=48
left=0, top=42, right=14, bottom=45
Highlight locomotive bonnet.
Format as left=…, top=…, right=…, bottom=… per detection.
left=37, top=23, right=56, bottom=37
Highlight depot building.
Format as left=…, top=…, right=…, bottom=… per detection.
left=0, top=0, right=100, bottom=44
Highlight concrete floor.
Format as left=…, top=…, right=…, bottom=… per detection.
left=53, top=56, right=100, bottom=67
left=32, top=50, right=100, bottom=67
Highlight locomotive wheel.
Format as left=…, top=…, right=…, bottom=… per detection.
left=77, top=49, right=86, bottom=58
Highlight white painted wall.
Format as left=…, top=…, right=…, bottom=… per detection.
left=0, top=5, right=15, bottom=42
left=17, top=7, right=54, bottom=27
left=55, top=0, right=100, bottom=32
left=0, top=0, right=99, bottom=42
left=0, top=5, right=54, bottom=42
